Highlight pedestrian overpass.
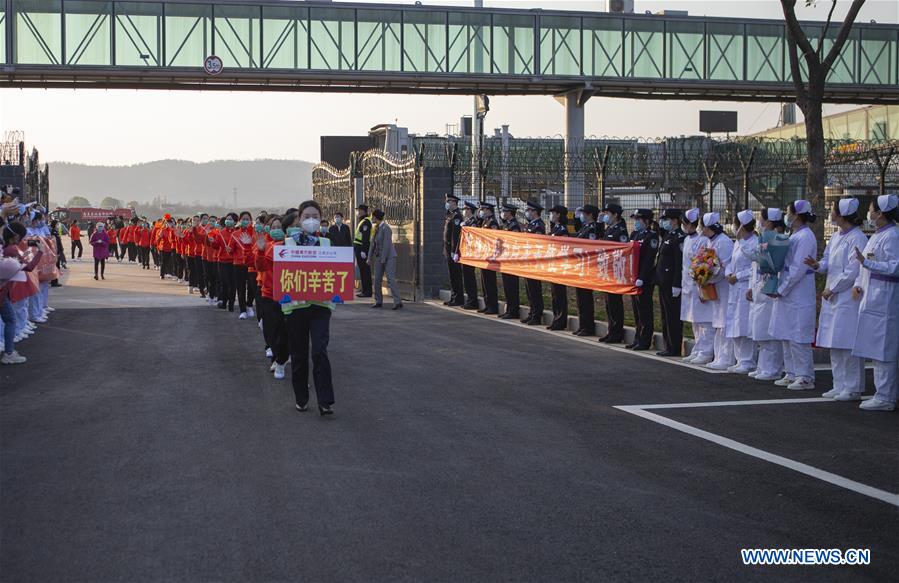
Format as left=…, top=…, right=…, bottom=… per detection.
left=1, top=0, right=897, bottom=102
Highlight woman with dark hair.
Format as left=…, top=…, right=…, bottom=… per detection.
left=232, top=211, right=256, bottom=320
left=69, top=219, right=83, bottom=261
left=211, top=212, right=237, bottom=311
left=680, top=208, right=715, bottom=364
left=281, top=200, right=336, bottom=416
left=699, top=211, right=735, bottom=371
left=803, top=198, right=868, bottom=401
left=748, top=208, right=786, bottom=381
left=768, top=200, right=818, bottom=390
left=89, top=221, right=110, bottom=280
left=724, top=210, right=758, bottom=374
left=547, top=205, right=569, bottom=331
left=851, top=194, right=899, bottom=411
left=255, top=215, right=289, bottom=379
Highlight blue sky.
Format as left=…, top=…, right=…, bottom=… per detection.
left=1, top=0, right=896, bottom=165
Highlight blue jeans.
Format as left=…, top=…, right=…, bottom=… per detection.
left=1, top=296, right=15, bottom=355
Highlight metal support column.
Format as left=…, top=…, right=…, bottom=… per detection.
left=556, top=90, right=589, bottom=209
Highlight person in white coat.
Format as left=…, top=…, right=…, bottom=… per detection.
left=803, top=198, right=868, bottom=401
left=680, top=208, right=715, bottom=364
left=725, top=209, right=758, bottom=374
left=851, top=194, right=899, bottom=411
left=748, top=209, right=786, bottom=381
left=769, top=200, right=818, bottom=390
left=701, top=212, right=735, bottom=371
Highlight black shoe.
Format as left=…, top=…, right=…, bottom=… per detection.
left=625, top=342, right=638, bottom=349
left=447, top=301, right=464, bottom=307
left=217, top=302, right=226, bottom=309
left=295, top=403, right=308, bottom=412
left=632, top=345, right=651, bottom=351
left=392, top=304, right=403, bottom=310
left=228, top=304, right=235, bottom=312
left=463, top=304, right=479, bottom=311
left=547, top=324, right=566, bottom=331
left=94, top=275, right=98, bottom=280
left=574, top=329, right=594, bottom=337
left=371, top=303, right=383, bottom=308
left=597, top=334, right=610, bottom=343
left=483, top=308, right=499, bottom=315
left=519, top=317, right=530, bottom=323
left=527, top=319, right=542, bottom=326
left=318, top=404, right=334, bottom=416
left=101, top=275, right=105, bottom=280
left=656, top=350, right=678, bottom=357
left=443, top=300, right=452, bottom=305
left=603, top=336, right=624, bottom=344
left=477, top=308, right=487, bottom=313
left=499, top=313, right=516, bottom=320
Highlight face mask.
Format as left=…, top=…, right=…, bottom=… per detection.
left=867, top=211, right=876, bottom=223
left=634, top=219, right=646, bottom=232
left=660, top=219, right=671, bottom=231
left=575, top=213, right=583, bottom=221
left=201, top=219, right=208, bottom=225
left=478, top=210, right=486, bottom=219
left=301, top=218, right=321, bottom=234
left=254, top=223, right=264, bottom=233
left=602, top=214, right=611, bottom=224
left=785, top=214, right=796, bottom=229
left=240, top=219, right=250, bottom=228
left=286, top=227, right=302, bottom=237
left=224, top=219, right=235, bottom=228
left=269, top=229, right=285, bottom=241
left=445, top=202, right=452, bottom=211
left=264, top=225, right=271, bottom=233
left=335, top=217, right=343, bottom=225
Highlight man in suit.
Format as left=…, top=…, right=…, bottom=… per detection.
left=367, top=209, right=403, bottom=310
left=327, top=212, right=353, bottom=247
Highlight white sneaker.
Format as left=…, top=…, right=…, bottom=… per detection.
left=754, top=373, right=782, bottom=381
left=247, top=307, right=255, bottom=318
left=692, top=354, right=714, bottom=365
left=257, top=319, right=263, bottom=331
left=269, top=361, right=277, bottom=372
left=774, top=375, right=796, bottom=387
left=238, top=312, right=248, bottom=320
left=46, top=307, right=55, bottom=312
left=1, top=351, right=27, bottom=365
left=13, top=334, right=24, bottom=342
left=859, top=399, right=895, bottom=411
left=821, top=388, right=841, bottom=398
left=787, top=378, right=815, bottom=391
left=682, top=353, right=698, bottom=363
left=33, top=317, right=47, bottom=324
left=273, top=364, right=285, bottom=379
left=705, top=361, right=731, bottom=371
left=833, top=392, right=862, bottom=402
left=265, top=347, right=273, bottom=358
left=747, top=370, right=760, bottom=378
left=730, top=365, right=755, bottom=374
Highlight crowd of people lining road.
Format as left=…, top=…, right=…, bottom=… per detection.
left=2, top=183, right=897, bottom=413
left=441, top=193, right=899, bottom=412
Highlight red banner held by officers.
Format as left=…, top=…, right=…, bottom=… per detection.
left=458, top=227, right=641, bottom=295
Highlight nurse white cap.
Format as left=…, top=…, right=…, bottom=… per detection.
left=877, top=194, right=898, bottom=213
left=794, top=199, right=812, bottom=214
left=685, top=208, right=701, bottom=222
left=767, top=208, right=783, bottom=221
left=737, top=209, right=754, bottom=226
left=838, top=198, right=859, bottom=216
left=702, top=211, right=720, bottom=226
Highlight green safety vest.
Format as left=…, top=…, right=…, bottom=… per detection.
left=354, top=216, right=371, bottom=244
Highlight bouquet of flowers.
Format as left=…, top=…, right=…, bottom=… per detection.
left=748, top=230, right=791, bottom=295
left=690, top=246, right=720, bottom=301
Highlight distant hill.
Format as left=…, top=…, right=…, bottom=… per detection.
left=48, top=159, right=315, bottom=209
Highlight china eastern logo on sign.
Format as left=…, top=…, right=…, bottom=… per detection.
left=272, top=245, right=355, bottom=302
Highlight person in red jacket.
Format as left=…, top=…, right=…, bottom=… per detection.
left=193, top=215, right=210, bottom=299
left=137, top=219, right=151, bottom=269
left=254, top=215, right=288, bottom=379
left=232, top=211, right=257, bottom=320
left=158, top=218, right=175, bottom=280
left=150, top=220, right=162, bottom=269
left=202, top=216, right=219, bottom=303
left=208, top=213, right=236, bottom=311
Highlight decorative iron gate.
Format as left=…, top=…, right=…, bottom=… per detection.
left=312, top=162, right=354, bottom=222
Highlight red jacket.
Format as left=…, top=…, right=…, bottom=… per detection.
left=138, top=227, right=150, bottom=247
left=208, top=228, right=234, bottom=263
left=254, top=238, right=275, bottom=299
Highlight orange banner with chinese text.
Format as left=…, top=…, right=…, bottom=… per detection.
left=459, top=227, right=640, bottom=295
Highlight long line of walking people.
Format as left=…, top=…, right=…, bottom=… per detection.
left=442, top=194, right=899, bottom=412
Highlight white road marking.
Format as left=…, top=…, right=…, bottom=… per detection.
left=424, top=301, right=730, bottom=374
left=615, top=400, right=898, bottom=508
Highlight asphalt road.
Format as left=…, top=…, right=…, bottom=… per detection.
left=1, top=260, right=897, bottom=582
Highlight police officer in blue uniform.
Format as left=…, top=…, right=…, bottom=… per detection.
left=459, top=201, right=480, bottom=310
left=547, top=205, right=569, bottom=331
left=443, top=194, right=465, bottom=306
left=573, top=204, right=602, bottom=336
left=498, top=203, right=522, bottom=319
left=626, top=208, right=660, bottom=350
left=521, top=200, right=546, bottom=325
left=598, top=203, right=629, bottom=343
left=477, top=202, right=500, bottom=315
left=655, top=209, right=687, bottom=356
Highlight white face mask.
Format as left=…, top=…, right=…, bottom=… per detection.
left=301, top=218, right=321, bottom=234
left=445, top=202, right=455, bottom=211
left=478, top=210, right=486, bottom=219
left=334, top=217, right=342, bottom=225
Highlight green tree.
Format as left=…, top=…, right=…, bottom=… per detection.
left=99, top=197, right=124, bottom=209
left=66, top=196, right=92, bottom=207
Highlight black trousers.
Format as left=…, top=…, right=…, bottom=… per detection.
left=234, top=265, right=250, bottom=312
left=71, top=239, right=83, bottom=258
left=160, top=250, right=172, bottom=278
left=205, top=260, right=219, bottom=299
left=151, top=247, right=159, bottom=267
left=630, top=284, right=656, bottom=348
left=260, top=297, right=289, bottom=365
left=246, top=273, right=258, bottom=310
left=127, top=242, right=137, bottom=262
left=285, top=305, right=335, bottom=408
left=219, top=262, right=236, bottom=308
left=139, top=246, right=150, bottom=268
left=501, top=274, right=520, bottom=316
left=446, top=257, right=464, bottom=304
left=604, top=293, right=625, bottom=339
left=174, top=253, right=184, bottom=279
left=525, top=278, right=544, bottom=321
left=93, top=257, right=106, bottom=277
left=658, top=284, right=683, bottom=355
left=355, top=247, right=372, bottom=295
left=462, top=265, right=479, bottom=307
left=550, top=283, right=568, bottom=329
left=575, top=288, right=595, bottom=334
left=479, top=268, right=498, bottom=312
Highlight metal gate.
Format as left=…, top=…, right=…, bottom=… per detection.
left=312, top=162, right=354, bottom=221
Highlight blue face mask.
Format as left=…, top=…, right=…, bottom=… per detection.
left=602, top=214, right=611, bottom=224
left=660, top=219, right=671, bottom=231
left=634, top=219, right=646, bottom=232
left=286, top=227, right=302, bottom=237
left=269, top=229, right=285, bottom=241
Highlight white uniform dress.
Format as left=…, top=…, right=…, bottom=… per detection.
left=815, top=226, right=868, bottom=395
left=749, top=256, right=783, bottom=378
left=706, top=231, right=735, bottom=368
left=769, top=225, right=818, bottom=382
left=681, top=232, right=714, bottom=359
left=852, top=223, right=899, bottom=405
left=725, top=234, right=758, bottom=370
